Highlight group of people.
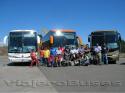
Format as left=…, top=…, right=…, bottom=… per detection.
left=30, top=43, right=109, bottom=67
left=90, top=43, right=109, bottom=65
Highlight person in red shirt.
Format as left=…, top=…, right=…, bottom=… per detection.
left=30, top=49, right=39, bottom=67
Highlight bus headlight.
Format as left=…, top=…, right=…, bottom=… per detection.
left=112, top=54, right=118, bottom=57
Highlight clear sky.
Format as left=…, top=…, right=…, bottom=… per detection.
left=0, top=0, right=125, bottom=44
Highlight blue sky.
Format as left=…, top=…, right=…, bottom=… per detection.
left=0, top=0, right=125, bottom=44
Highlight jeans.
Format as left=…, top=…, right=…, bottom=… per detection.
left=44, top=58, right=48, bottom=65
left=102, top=54, right=108, bottom=64
left=50, top=61, right=54, bottom=67
left=40, top=57, right=44, bottom=64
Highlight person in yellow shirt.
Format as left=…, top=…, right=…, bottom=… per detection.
left=43, top=47, right=50, bottom=66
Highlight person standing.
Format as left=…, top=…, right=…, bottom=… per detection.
left=50, top=47, right=56, bottom=67
left=94, top=44, right=102, bottom=65
left=43, top=47, right=50, bottom=66
left=102, top=43, right=109, bottom=64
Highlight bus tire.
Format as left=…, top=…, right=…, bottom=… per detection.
left=113, top=60, right=117, bottom=64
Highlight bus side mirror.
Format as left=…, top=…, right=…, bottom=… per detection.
left=119, top=36, right=121, bottom=42
left=88, top=35, right=91, bottom=42
left=50, top=36, right=54, bottom=44
left=37, top=36, right=41, bottom=44
left=118, top=33, right=121, bottom=42
left=3, top=35, right=8, bottom=46
left=77, top=36, right=83, bottom=45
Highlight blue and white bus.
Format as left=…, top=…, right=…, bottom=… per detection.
left=8, top=30, right=40, bottom=62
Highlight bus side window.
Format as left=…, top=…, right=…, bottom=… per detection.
left=88, top=35, right=91, bottom=42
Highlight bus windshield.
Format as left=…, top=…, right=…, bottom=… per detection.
left=53, top=32, right=77, bottom=47
left=105, top=34, right=118, bottom=43
left=92, top=35, right=104, bottom=46
left=8, top=32, right=37, bottom=53
left=92, top=34, right=118, bottom=46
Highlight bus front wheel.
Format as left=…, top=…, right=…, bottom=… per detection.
left=110, top=60, right=117, bottom=64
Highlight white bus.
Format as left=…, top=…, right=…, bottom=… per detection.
left=8, top=30, right=40, bottom=62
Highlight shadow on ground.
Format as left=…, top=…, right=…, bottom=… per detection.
left=7, top=62, right=31, bottom=66
left=120, top=63, right=125, bottom=65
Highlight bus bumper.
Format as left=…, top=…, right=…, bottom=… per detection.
left=108, top=54, right=119, bottom=62
left=9, top=57, right=32, bottom=62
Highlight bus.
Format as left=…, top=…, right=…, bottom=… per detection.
left=8, top=30, right=41, bottom=62
left=42, top=29, right=82, bottom=48
left=88, top=30, right=121, bottom=63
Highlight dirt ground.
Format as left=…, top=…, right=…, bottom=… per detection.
left=0, top=47, right=7, bottom=56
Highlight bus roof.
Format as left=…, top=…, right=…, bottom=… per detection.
left=10, top=30, right=36, bottom=32
left=92, top=30, right=117, bottom=33
left=50, top=29, right=75, bottom=32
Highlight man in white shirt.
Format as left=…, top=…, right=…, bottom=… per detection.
left=95, top=45, right=102, bottom=53
left=56, top=48, right=62, bottom=55
left=95, top=44, right=102, bottom=65
left=70, top=47, right=76, bottom=54
left=75, top=48, right=79, bottom=54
